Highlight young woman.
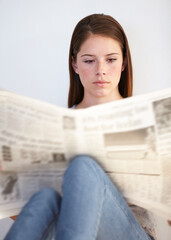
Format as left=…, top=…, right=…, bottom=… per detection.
left=5, top=14, right=152, bottom=240
left=68, top=13, right=132, bottom=109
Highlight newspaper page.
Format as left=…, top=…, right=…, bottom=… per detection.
left=0, top=88, right=170, bottom=220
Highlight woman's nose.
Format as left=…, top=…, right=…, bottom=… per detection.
left=96, top=62, right=106, bottom=76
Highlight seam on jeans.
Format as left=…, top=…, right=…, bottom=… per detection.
left=40, top=212, right=59, bottom=240
left=84, top=158, right=106, bottom=240
left=93, top=185, right=106, bottom=240
left=105, top=185, right=150, bottom=240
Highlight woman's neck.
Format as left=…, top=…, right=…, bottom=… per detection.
left=76, top=93, right=123, bottom=109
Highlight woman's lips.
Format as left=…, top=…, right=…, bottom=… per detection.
left=93, top=81, right=109, bottom=87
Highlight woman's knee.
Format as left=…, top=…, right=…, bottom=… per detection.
left=68, top=155, right=96, bottom=173
left=71, top=155, right=96, bottom=168
left=63, top=155, right=103, bottom=185
left=34, top=187, right=58, bottom=198
left=29, top=187, right=61, bottom=208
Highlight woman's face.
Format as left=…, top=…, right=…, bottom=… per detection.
left=72, top=34, right=125, bottom=103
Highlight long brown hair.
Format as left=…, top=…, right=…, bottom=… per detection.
left=68, top=13, right=133, bottom=108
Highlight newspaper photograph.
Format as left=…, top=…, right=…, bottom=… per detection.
left=0, top=88, right=170, bottom=219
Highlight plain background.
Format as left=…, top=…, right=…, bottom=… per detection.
left=0, top=0, right=171, bottom=239
left=0, top=0, right=170, bottom=107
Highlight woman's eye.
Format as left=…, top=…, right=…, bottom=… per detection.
left=107, top=58, right=116, bottom=63
left=84, top=60, right=94, bottom=63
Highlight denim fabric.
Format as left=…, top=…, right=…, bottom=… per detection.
left=5, top=188, right=61, bottom=240
left=5, top=155, right=151, bottom=240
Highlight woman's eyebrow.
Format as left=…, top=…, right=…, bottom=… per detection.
left=80, top=53, right=119, bottom=57
left=81, top=54, right=95, bottom=57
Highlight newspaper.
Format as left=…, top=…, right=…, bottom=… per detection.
left=0, top=88, right=170, bottom=220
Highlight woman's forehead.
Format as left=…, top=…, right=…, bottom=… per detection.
left=78, top=34, right=122, bottom=55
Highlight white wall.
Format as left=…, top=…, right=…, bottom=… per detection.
left=0, top=0, right=170, bottom=107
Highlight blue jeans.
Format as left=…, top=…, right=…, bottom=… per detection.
left=5, top=155, right=151, bottom=240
